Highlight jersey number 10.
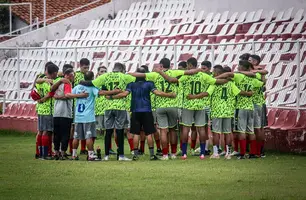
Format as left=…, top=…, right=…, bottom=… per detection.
left=190, top=81, right=201, bottom=95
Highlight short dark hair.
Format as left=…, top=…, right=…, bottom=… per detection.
left=45, top=61, right=55, bottom=71
left=239, top=53, right=251, bottom=61
left=213, top=65, right=224, bottom=73
left=159, top=58, right=171, bottom=69
left=250, top=54, right=261, bottom=64
left=80, top=58, right=90, bottom=66
left=239, top=60, right=252, bottom=70
left=47, top=64, right=59, bottom=75
left=113, top=62, right=125, bottom=72
left=141, top=65, right=149, bottom=73
left=223, top=66, right=232, bottom=73
left=136, top=67, right=147, bottom=73
left=64, top=68, right=74, bottom=76
left=187, top=57, right=197, bottom=68
left=201, top=61, right=212, bottom=68
left=178, top=61, right=187, bottom=69
left=63, top=64, right=73, bottom=73
left=97, top=66, right=107, bottom=72
left=84, top=71, right=94, bottom=81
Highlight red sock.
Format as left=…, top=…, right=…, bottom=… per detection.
left=36, top=134, right=42, bottom=155
left=239, top=139, right=246, bottom=155
left=256, top=141, right=261, bottom=156
left=162, top=147, right=168, bottom=156
left=140, top=141, right=145, bottom=152
left=128, top=138, right=134, bottom=151
left=180, top=140, right=182, bottom=150
left=155, top=139, right=161, bottom=149
left=81, top=140, right=86, bottom=151
left=191, top=140, right=196, bottom=149
left=234, top=138, right=239, bottom=152
left=171, top=144, right=177, bottom=154
left=250, top=140, right=257, bottom=155
left=115, top=137, right=118, bottom=147
left=69, top=139, right=73, bottom=153
left=48, top=135, right=52, bottom=155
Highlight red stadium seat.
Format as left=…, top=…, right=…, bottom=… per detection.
left=280, top=110, right=299, bottom=130
left=269, top=110, right=290, bottom=130
left=266, top=109, right=277, bottom=127
left=286, top=111, right=306, bottom=131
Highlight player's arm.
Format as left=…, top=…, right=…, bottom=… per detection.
left=65, top=93, right=89, bottom=98
left=128, top=72, right=146, bottom=78
left=253, top=69, right=269, bottom=75
left=54, top=94, right=67, bottom=100
left=215, top=78, right=229, bottom=84
left=99, top=89, right=122, bottom=96
left=238, top=71, right=256, bottom=77
left=239, top=91, right=254, bottom=97
left=153, top=90, right=176, bottom=98
left=36, top=78, right=53, bottom=84
left=51, top=78, right=70, bottom=92
left=215, top=72, right=234, bottom=79
left=187, top=92, right=209, bottom=100
left=183, top=68, right=202, bottom=75
left=106, top=91, right=129, bottom=99
left=37, top=93, right=52, bottom=103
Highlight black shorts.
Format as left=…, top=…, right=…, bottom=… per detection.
left=130, top=112, right=156, bottom=135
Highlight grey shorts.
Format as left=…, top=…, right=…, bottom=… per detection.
left=234, top=109, right=254, bottom=134
left=124, top=111, right=131, bottom=129
left=95, top=115, right=105, bottom=130
left=104, top=110, right=127, bottom=130
left=38, top=115, right=53, bottom=132
left=254, top=104, right=263, bottom=129
left=152, top=110, right=157, bottom=124
left=204, top=107, right=211, bottom=122
left=156, top=108, right=178, bottom=129
left=181, top=109, right=207, bottom=127
left=212, top=118, right=232, bottom=134
left=74, top=122, right=96, bottom=140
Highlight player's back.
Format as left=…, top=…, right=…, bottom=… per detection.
left=233, top=74, right=254, bottom=110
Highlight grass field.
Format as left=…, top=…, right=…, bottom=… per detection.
left=1, top=133, right=306, bottom=200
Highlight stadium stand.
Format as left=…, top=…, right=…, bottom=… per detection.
left=0, top=0, right=305, bottom=153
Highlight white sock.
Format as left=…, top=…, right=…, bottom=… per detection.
left=226, top=145, right=231, bottom=155
left=72, top=149, right=77, bottom=157
left=213, top=145, right=218, bottom=155
left=205, top=140, right=209, bottom=150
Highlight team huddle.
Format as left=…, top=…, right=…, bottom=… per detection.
left=33, top=53, right=268, bottom=161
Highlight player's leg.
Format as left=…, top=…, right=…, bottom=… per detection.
left=36, top=115, right=43, bottom=159
left=142, top=112, right=158, bottom=160
left=156, top=108, right=170, bottom=160
left=130, top=112, right=141, bottom=160
left=247, top=110, right=258, bottom=159
left=60, top=118, right=72, bottom=160
left=71, top=123, right=83, bottom=160
left=194, top=110, right=208, bottom=159
left=47, top=131, right=53, bottom=157
left=232, top=111, right=240, bottom=156
left=236, top=110, right=247, bottom=159
left=41, top=115, right=53, bottom=160
left=53, top=117, right=61, bottom=160
left=139, top=131, right=146, bottom=154
left=204, top=107, right=211, bottom=155
left=68, top=124, right=74, bottom=155
left=104, top=110, right=115, bottom=160
left=211, top=118, right=221, bottom=159
left=180, top=109, right=193, bottom=159
left=223, top=118, right=233, bottom=159
left=190, top=125, right=198, bottom=155
left=168, top=108, right=179, bottom=159
left=85, top=122, right=98, bottom=161
left=125, top=111, right=134, bottom=154
left=115, top=110, right=130, bottom=161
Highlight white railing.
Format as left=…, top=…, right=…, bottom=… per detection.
left=0, top=39, right=305, bottom=110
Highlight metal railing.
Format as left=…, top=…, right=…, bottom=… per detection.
left=0, top=39, right=305, bottom=110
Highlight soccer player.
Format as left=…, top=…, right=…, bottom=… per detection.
left=53, top=68, right=87, bottom=160
left=249, top=54, right=268, bottom=157
left=216, top=60, right=264, bottom=159
left=129, top=58, right=203, bottom=160
left=107, top=66, right=175, bottom=160
left=35, top=64, right=59, bottom=160
left=67, top=71, right=99, bottom=161
left=207, top=65, right=253, bottom=159
left=179, top=58, right=227, bottom=159
left=80, top=63, right=136, bottom=161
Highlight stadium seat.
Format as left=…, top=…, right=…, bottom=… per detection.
left=269, top=110, right=290, bottom=130
left=280, top=110, right=299, bottom=130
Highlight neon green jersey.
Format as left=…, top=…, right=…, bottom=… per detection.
left=232, top=73, right=263, bottom=110
left=74, top=71, right=84, bottom=87
left=36, top=82, right=53, bottom=115
left=92, top=72, right=136, bottom=110
left=145, top=70, right=184, bottom=108
left=253, top=73, right=266, bottom=106
left=150, top=93, right=156, bottom=111
left=207, top=81, right=241, bottom=118
left=126, top=93, right=131, bottom=111
left=95, top=95, right=106, bottom=116
left=179, top=72, right=216, bottom=110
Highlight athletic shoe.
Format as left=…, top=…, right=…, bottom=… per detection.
left=170, top=154, right=177, bottom=160
left=156, top=149, right=163, bottom=156
left=41, top=156, right=53, bottom=160
left=181, top=154, right=187, bottom=160
left=230, top=151, right=240, bottom=156
left=200, top=154, right=205, bottom=160
left=109, top=149, right=116, bottom=155
left=219, top=151, right=226, bottom=156
left=150, top=155, right=159, bottom=161
left=35, top=154, right=39, bottom=159
left=88, top=156, right=101, bottom=161
left=70, top=156, right=79, bottom=161
left=194, top=147, right=200, bottom=153
left=161, top=155, right=169, bottom=160
left=218, top=149, right=223, bottom=154
left=260, top=153, right=266, bottom=158
left=248, top=154, right=259, bottom=159
left=131, top=151, right=135, bottom=155
left=132, top=155, right=139, bottom=161
left=237, top=154, right=246, bottom=159
left=205, top=150, right=211, bottom=155
left=118, top=156, right=132, bottom=161
left=80, top=150, right=88, bottom=155
left=210, top=154, right=220, bottom=159
left=176, top=149, right=182, bottom=156
left=59, top=155, right=69, bottom=160
left=54, top=155, right=60, bottom=160
left=224, top=154, right=232, bottom=160
left=103, top=156, right=109, bottom=161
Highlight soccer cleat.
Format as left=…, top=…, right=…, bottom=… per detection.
left=237, top=154, right=246, bottom=159
left=170, top=154, right=177, bottom=160
left=176, top=149, right=182, bottom=156
left=210, top=154, right=220, bottom=159
left=150, top=155, right=159, bottom=160
left=88, top=157, right=100, bottom=161
left=248, top=154, right=259, bottom=159
left=161, top=155, right=169, bottom=160
left=224, top=154, right=232, bottom=160
left=218, top=149, right=223, bottom=154
left=181, top=154, right=187, bottom=160
left=118, top=156, right=132, bottom=161
left=41, top=156, right=53, bottom=160
left=219, top=151, right=226, bottom=156
left=156, top=149, right=163, bottom=156
left=54, top=155, right=60, bottom=161
left=200, top=154, right=205, bottom=160
left=132, top=155, right=139, bottom=161
left=205, top=150, right=211, bottom=155
left=231, top=151, right=240, bottom=156
left=70, top=156, right=79, bottom=161
left=80, top=150, right=88, bottom=155
left=103, top=156, right=109, bottom=161
left=59, top=155, right=69, bottom=160
left=138, top=151, right=144, bottom=156
left=34, top=154, right=40, bottom=159
left=109, top=149, right=116, bottom=155
left=260, top=153, right=266, bottom=158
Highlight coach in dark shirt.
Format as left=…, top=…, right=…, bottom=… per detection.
left=107, top=66, right=176, bottom=160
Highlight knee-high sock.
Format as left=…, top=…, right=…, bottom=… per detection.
left=41, top=135, right=49, bottom=157
left=116, top=129, right=124, bottom=156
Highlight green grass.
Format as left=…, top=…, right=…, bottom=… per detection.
left=1, top=133, right=306, bottom=200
